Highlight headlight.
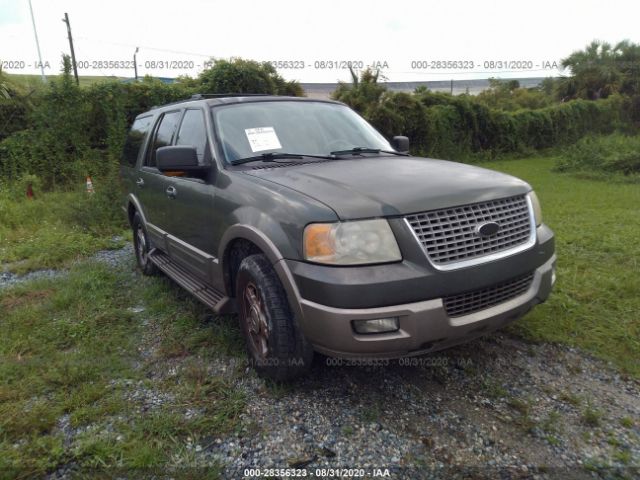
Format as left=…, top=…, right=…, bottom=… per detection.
left=528, top=191, right=543, bottom=227
left=303, top=219, right=401, bottom=265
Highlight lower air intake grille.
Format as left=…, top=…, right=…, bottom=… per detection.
left=443, top=272, right=535, bottom=317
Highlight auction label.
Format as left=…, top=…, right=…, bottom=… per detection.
left=245, top=127, right=283, bottom=152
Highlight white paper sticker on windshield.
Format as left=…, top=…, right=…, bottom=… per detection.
left=245, top=127, right=282, bottom=152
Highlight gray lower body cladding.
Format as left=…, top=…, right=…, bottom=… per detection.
left=297, top=255, right=555, bottom=358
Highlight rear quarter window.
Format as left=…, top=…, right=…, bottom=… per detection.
left=121, top=116, right=152, bottom=167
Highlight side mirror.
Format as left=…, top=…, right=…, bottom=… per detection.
left=156, top=146, right=210, bottom=174
left=391, top=136, right=410, bottom=154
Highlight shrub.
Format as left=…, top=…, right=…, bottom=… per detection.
left=0, top=131, right=34, bottom=182
left=198, top=58, right=303, bottom=96
left=556, top=133, right=640, bottom=176
left=350, top=82, right=629, bottom=160
left=0, top=97, right=31, bottom=142
left=0, top=56, right=95, bottom=188
left=476, top=79, right=554, bottom=111
left=332, top=68, right=386, bottom=116
left=0, top=69, right=196, bottom=188
left=368, top=92, right=428, bottom=147
left=0, top=66, right=34, bottom=141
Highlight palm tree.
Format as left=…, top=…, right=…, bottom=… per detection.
left=614, top=40, right=640, bottom=96
left=561, top=40, right=621, bottom=99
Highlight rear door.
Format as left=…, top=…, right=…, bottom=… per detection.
left=162, top=108, right=218, bottom=281
left=135, top=110, right=182, bottom=249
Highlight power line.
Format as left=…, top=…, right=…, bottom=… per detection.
left=74, top=36, right=215, bottom=58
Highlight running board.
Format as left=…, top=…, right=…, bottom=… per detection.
left=148, top=249, right=235, bottom=314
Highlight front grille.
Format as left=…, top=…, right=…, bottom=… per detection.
left=405, top=195, right=533, bottom=267
left=443, top=272, right=534, bottom=317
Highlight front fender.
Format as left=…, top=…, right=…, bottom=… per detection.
left=127, top=194, right=147, bottom=226
left=218, top=222, right=287, bottom=266
left=217, top=222, right=305, bottom=323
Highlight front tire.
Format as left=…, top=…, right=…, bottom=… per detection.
left=132, top=212, right=158, bottom=276
left=236, top=254, right=313, bottom=381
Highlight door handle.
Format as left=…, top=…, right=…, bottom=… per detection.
left=136, top=178, right=144, bottom=187
left=166, top=186, right=177, bottom=199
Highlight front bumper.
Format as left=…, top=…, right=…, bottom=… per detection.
left=294, top=254, right=556, bottom=358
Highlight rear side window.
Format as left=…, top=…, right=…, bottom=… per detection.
left=121, top=116, right=152, bottom=167
left=176, top=109, right=207, bottom=164
left=146, top=111, right=181, bottom=167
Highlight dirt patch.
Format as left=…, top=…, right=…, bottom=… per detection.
left=1, top=288, right=55, bottom=311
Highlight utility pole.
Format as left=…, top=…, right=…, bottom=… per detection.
left=134, top=47, right=139, bottom=80
left=27, top=0, right=46, bottom=83
left=62, top=13, right=79, bottom=85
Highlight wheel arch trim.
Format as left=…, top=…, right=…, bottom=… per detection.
left=126, top=194, right=147, bottom=227
left=218, top=224, right=305, bottom=322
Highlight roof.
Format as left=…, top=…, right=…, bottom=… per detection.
left=148, top=93, right=342, bottom=112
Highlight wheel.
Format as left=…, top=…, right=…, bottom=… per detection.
left=132, top=212, right=159, bottom=276
left=236, top=254, right=313, bottom=381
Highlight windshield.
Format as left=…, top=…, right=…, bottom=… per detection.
left=212, top=101, right=392, bottom=163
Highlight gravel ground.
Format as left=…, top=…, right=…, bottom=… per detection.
left=0, top=241, right=133, bottom=289
left=130, top=315, right=639, bottom=479
left=92, top=242, right=134, bottom=268
left=0, top=268, right=64, bottom=289
left=210, top=336, right=639, bottom=479
left=10, top=243, right=638, bottom=479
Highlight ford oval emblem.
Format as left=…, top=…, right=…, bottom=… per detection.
left=476, top=221, right=500, bottom=238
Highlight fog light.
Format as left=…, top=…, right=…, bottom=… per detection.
left=352, top=317, right=399, bottom=334
left=551, top=266, right=557, bottom=285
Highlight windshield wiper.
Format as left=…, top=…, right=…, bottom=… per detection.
left=329, top=147, right=409, bottom=157
left=231, top=152, right=333, bottom=166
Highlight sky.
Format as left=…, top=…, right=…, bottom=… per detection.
left=1, top=0, right=639, bottom=83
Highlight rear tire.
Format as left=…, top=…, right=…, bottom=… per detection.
left=236, top=254, right=313, bottom=381
left=132, top=212, right=159, bottom=276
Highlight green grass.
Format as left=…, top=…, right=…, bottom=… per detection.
left=540, top=411, right=563, bottom=435
left=0, top=260, right=246, bottom=477
left=483, top=156, right=640, bottom=377
left=582, top=404, right=604, bottom=427
left=0, top=190, right=127, bottom=273
left=558, top=391, right=582, bottom=407
left=620, top=417, right=634, bottom=428
left=341, top=425, right=355, bottom=436
left=481, top=378, right=508, bottom=399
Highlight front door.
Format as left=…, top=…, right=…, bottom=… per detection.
left=162, top=108, right=217, bottom=282
left=135, top=110, right=182, bottom=249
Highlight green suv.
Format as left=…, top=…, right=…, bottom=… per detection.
left=121, top=94, right=556, bottom=380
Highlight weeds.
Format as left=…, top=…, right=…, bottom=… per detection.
left=0, top=188, right=126, bottom=273
left=0, top=260, right=245, bottom=476
left=582, top=405, right=604, bottom=427
left=556, top=133, right=640, bottom=178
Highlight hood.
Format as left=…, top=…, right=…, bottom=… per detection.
left=243, top=156, right=531, bottom=219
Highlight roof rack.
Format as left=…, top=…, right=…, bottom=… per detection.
left=151, top=93, right=274, bottom=109
left=190, top=93, right=273, bottom=99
